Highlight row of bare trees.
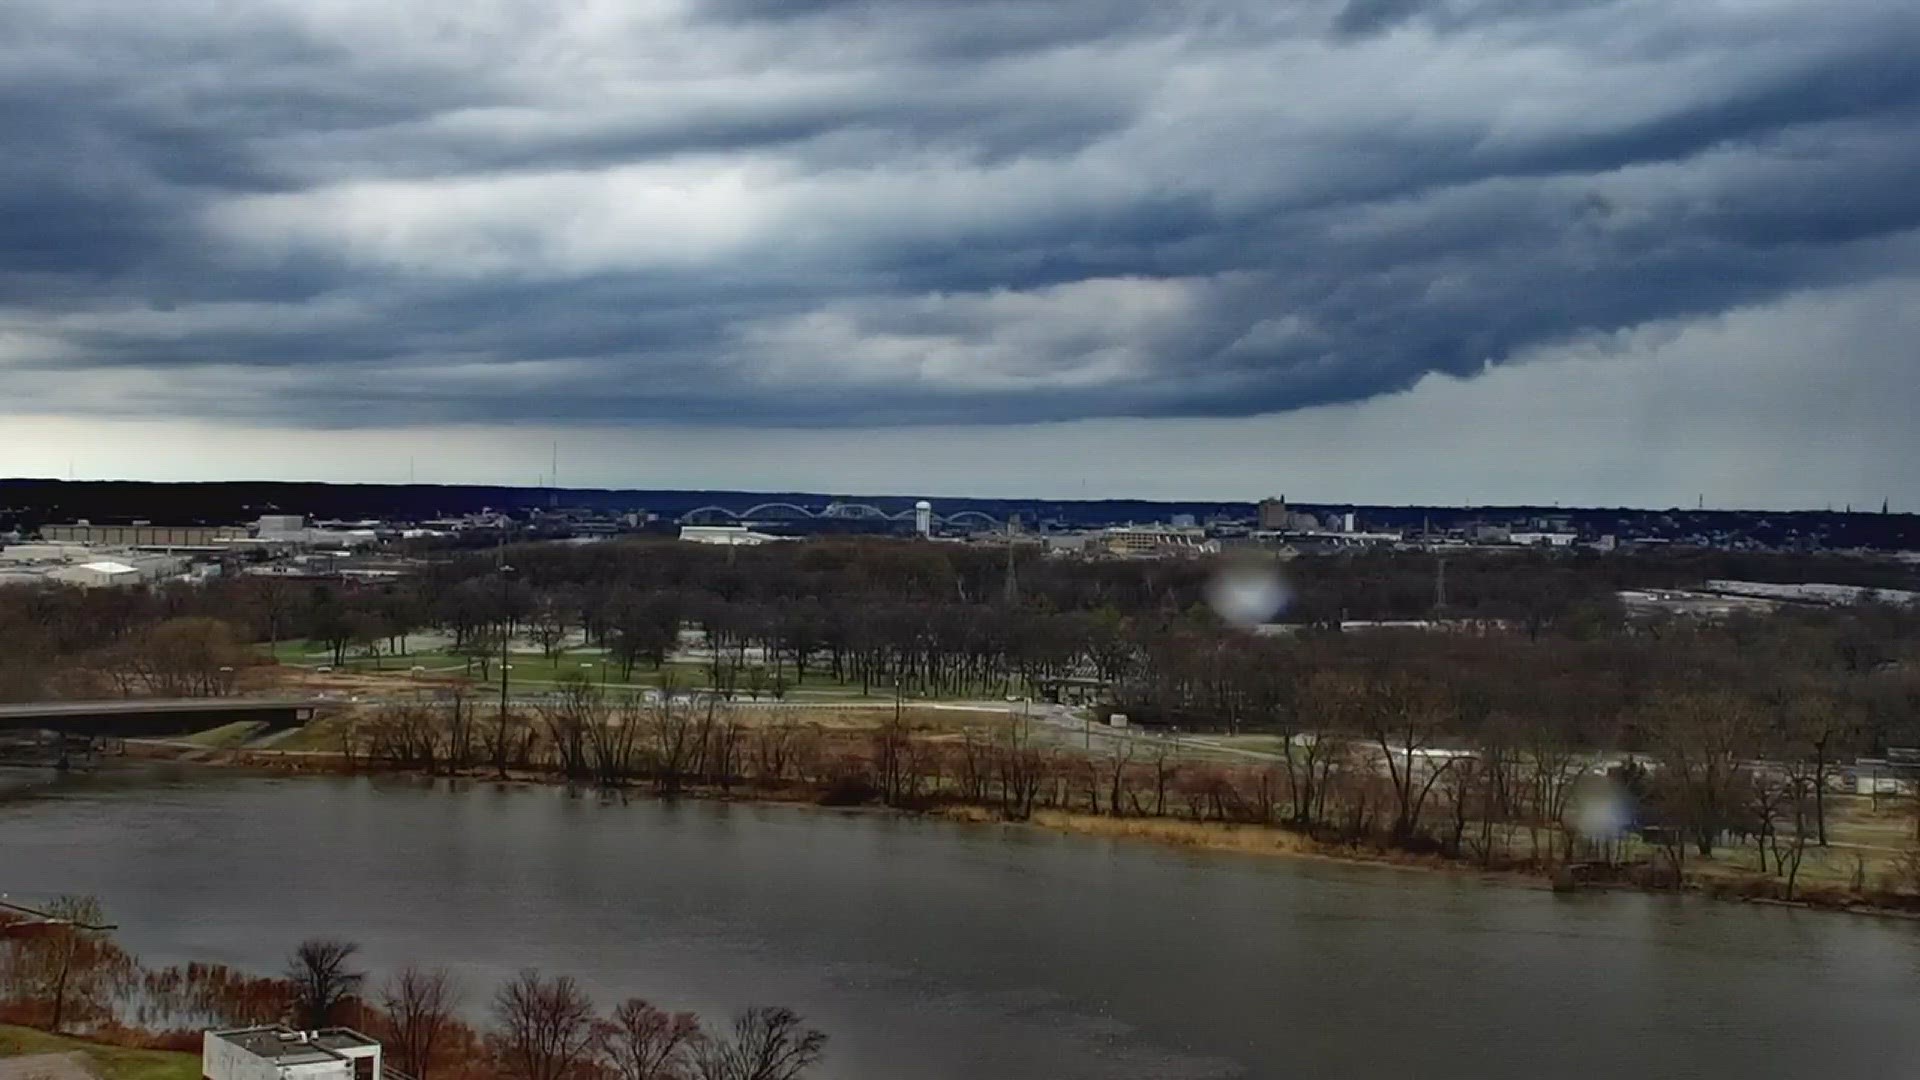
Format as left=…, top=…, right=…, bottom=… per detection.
left=303, top=943, right=826, bottom=1080
left=354, top=679, right=826, bottom=794
left=2, top=909, right=825, bottom=1080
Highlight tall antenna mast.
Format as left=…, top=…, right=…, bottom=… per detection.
left=1003, top=519, right=1020, bottom=605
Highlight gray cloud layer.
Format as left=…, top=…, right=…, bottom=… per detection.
left=3, top=0, right=1918, bottom=431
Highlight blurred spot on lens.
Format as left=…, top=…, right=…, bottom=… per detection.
left=1206, top=560, right=1290, bottom=629
left=1567, top=774, right=1630, bottom=839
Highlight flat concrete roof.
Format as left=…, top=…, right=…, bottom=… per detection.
left=213, top=1027, right=376, bottom=1066
left=215, top=1028, right=341, bottom=1065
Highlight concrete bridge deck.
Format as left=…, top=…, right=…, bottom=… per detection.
left=0, top=698, right=324, bottom=738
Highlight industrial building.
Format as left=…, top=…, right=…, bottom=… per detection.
left=40, top=522, right=247, bottom=546
left=37, top=515, right=379, bottom=551
left=1257, top=497, right=1289, bottom=531
left=1100, top=525, right=1216, bottom=556
left=203, top=1027, right=383, bottom=1080
left=0, top=543, right=187, bottom=588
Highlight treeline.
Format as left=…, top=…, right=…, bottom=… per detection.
left=0, top=904, right=824, bottom=1080
left=338, top=660, right=1920, bottom=905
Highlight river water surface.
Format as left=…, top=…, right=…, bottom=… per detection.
left=2, top=766, right=1917, bottom=1078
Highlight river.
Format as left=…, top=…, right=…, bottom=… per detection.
left=2, top=765, right=1917, bottom=1078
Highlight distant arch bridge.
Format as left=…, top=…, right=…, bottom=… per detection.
left=678, top=503, right=1004, bottom=529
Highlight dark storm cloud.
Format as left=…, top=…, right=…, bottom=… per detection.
left=2, top=0, right=1919, bottom=429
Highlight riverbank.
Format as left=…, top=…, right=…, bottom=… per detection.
left=109, top=736, right=1920, bottom=920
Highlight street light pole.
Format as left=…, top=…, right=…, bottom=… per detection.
left=499, top=564, right=515, bottom=733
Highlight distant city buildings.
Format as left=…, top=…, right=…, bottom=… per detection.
left=6, top=482, right=1920, bottom=577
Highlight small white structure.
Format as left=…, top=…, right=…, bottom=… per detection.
left=51, top=560, right=142, bottom=588
left=913, top=500, right=933, bottom=537
left=205, top=1028, right=382, bottom=1080
left=1508, top=531, right=1578, bottom=547
left=679, top=524, right=785, bottom=546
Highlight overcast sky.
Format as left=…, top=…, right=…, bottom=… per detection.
left=4, top=0, right=1917, bottom=508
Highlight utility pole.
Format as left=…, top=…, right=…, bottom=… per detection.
left=1434, top=556, right=1447, bottom=617
left=498, top=537, right=515, bottom=768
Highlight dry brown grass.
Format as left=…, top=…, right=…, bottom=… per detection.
left=1028, top=810, right=1323, bottom=857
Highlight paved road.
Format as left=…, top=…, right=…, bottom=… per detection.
left=0, top=1052, right=96, bottom=1080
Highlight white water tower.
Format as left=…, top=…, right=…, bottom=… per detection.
left=914, top=500, right=933, bottom=536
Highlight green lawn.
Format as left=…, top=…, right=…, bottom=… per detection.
left=177, top=720, right=268, bottom=748
left=0, top=1026, right=198, bottom=1080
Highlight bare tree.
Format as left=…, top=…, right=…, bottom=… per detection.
left=529, top=600, right=573, bottom=660
left=379, top=966, right=462, bottom=1080
left=695, top=1007, right=827, bottom=1080
left=649, top=680, right=700, bottom=795
left=285, top=938, right=365, bottom=1030
left=0, top=895, right=130, bottom=1033
left=599, top=997, right=703, bottom=1080
left=1360, top=672, right=1458, bottom=842
left=489, top=969, right=599, bottom=1080
left=442, top=684, right=477, bottom=773
left=536, top=671, right=602, bottom=780
left=585, top=694, right=645, bottom=784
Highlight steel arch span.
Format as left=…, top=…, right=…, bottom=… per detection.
left=678, top=506, right=745, bottom=523
left=739, top=502, right=817, bottom=519
left=820, top=502, right=892, bottom=520
left=941, top=510, right=1003, bottom=529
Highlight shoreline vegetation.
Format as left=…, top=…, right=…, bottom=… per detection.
left=0, top=912, right=830, bottom=1080
left=120, top=705, right=1920, bottom=921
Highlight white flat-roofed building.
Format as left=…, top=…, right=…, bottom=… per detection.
left=679, top=524, right=787, bottom=546
left=204, top=1027, right=383, bottom=1080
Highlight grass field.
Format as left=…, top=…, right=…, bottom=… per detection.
left=261, top=638, right=877, bottom=696
left=0, top=1026, right=197, bottom=1080
left=175, top=721, right=268, bottom=749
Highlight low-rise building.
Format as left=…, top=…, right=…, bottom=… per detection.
left=41, top=522, right=248, bottom=546
left=678, top=524, right=787, bottom=546
left=0, top=543, right=187, bottom=588
left=1101, top=525, right=1215, bottom=556
left=1508, top=531, right=1578, bottom=547
left=204, top=1027, right=383, bottom=1080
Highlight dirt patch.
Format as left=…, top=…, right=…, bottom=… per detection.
left=0, top=1052, right=95, bottom=1080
